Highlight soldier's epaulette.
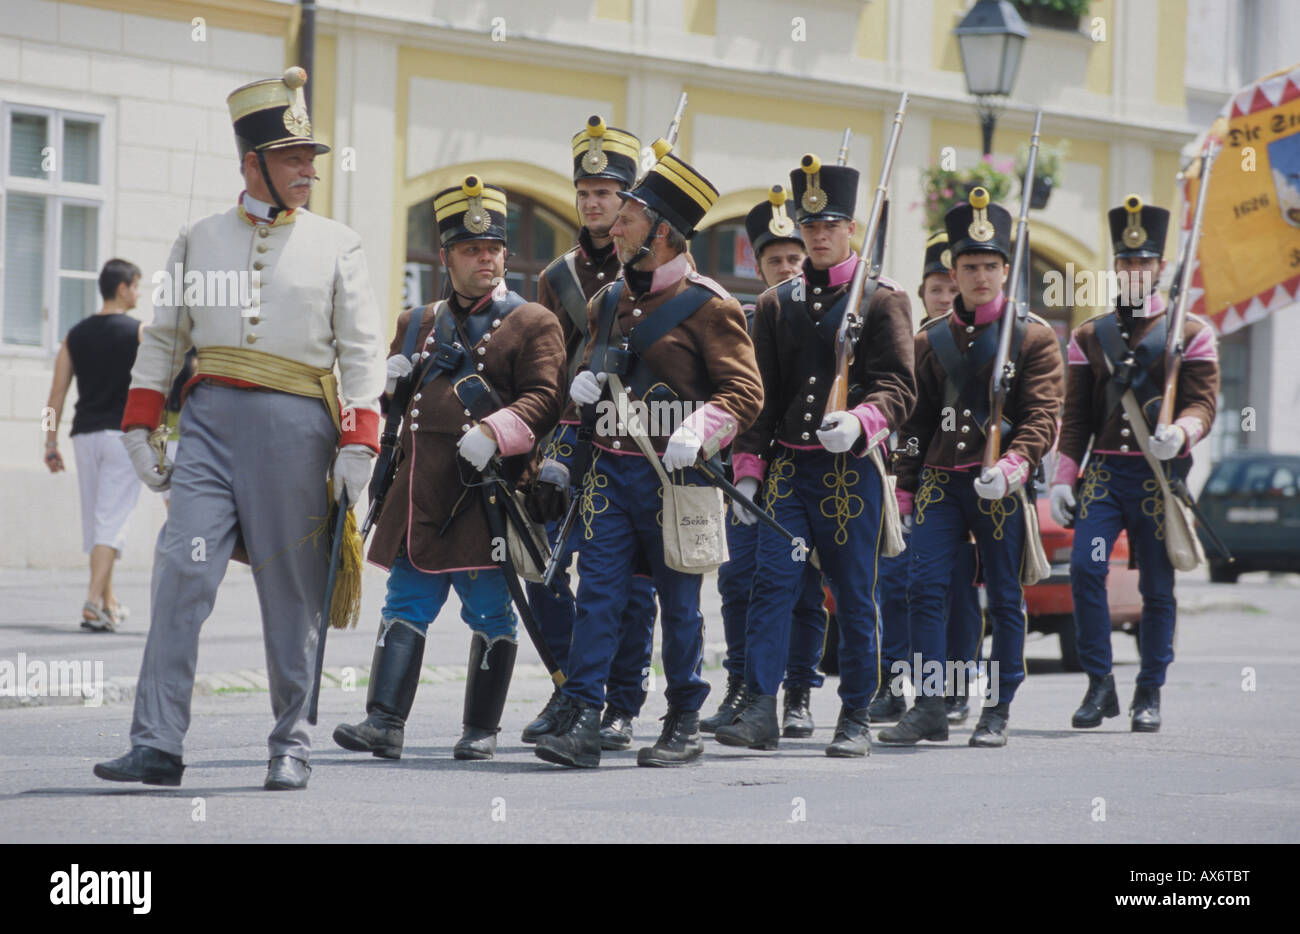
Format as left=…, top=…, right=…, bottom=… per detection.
left=876, top=274, right=900, bottom=291
left=686, top=269, right=732, bottom=301
left=918, top=311, right=950, bottom=332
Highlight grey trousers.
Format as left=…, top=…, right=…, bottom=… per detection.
left=130, top=382, right=337, bottom=761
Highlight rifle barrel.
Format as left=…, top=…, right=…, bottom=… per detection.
left=836, top=127, right=852, bottom=166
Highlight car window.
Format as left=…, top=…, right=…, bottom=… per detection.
left=1207, top=459, right=1300, bottom=495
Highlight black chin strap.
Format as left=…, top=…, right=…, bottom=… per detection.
left=255, top=150, right=288, bottom=219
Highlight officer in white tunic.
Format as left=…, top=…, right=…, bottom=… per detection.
left=93, top=68, right=386, bottom=791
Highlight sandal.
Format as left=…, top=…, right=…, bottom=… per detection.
left=80, top=600, right=117, bottom=633
left=107, top=602, right=130, bottom=625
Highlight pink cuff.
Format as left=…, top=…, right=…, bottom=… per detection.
left=731, top=452, right=766, bottom=484
left=1053, top=453, right=1080, bottom=487
left=896, top=490, right=913, bottom=516
left=482, top=409, right=536, bottom=457
left=997, top=451, right=1029, bottom=491
left=1174, top=416, right=1203, bottom=452
left=682, top=402, right=739, bottom=459
left=850, top=402, right=890, bottom=449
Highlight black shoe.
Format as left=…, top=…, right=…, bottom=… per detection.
left=700, top=675, right=745, bottom=733
left=825, top=706, right=872, bottom=758
left=264, top=755, right=310, bottom=790
left=93, top=745, right=184, bottom=786
left=333, top=620, right=426, bottom=759
left=969, top=702, right=1010, bottom=747
left=1130, top=685, right=1161, bottom=733
left=945, top=693, right=971, bottom=725
left=867, top=680, right=907, bottom=723
left=782, top=684, right=815, bottom=738
left=453, top=634, right=517, bottom=761
left=637, top=708, right=703, bottom=767
left=1072, top=673, right=1120, bottom=729
left=877, top=696, right=949, bottom=745
left=534, top=700, right=602, bottom=768
left=714, top=694, right=779, bottom=750
left=521, top=687, right=566, bottom=744
left=599, top=708, right=635, bottom=751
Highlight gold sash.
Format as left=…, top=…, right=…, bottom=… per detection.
left=196, top=346, right=340, bottom=432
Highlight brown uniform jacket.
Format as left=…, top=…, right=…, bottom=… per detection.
left=367, top=293, right=565, bottom=573
left=536, top=231, right=621, bottom=368
left=1058, top=303, right=1218, bottom=467
left=734, top=263, right=916, bottom=462
left=573, top=253, right=763, bottom=455
left=895, top=296, right=1064, bottom=495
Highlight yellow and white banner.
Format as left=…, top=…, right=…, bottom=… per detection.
left=1184, top=63, right=1300, bottom=334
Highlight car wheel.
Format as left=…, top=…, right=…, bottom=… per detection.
left=1056, top=615, right=1083, bottom=672
left=820, top=613, right=840, bottom=676
left=1208, top=561, right=1239, bottom=584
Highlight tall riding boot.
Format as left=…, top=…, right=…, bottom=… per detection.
left=333, top=620, right=426, bottom=759
left=454, top=633, right=518, bottom=760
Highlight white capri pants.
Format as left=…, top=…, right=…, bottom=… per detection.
left=72, top=429, right=143, bottom=555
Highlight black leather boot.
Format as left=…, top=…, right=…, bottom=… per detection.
left=714, top=693, right=779, bottom=750
left=93, top=745, right=184, bottom=786
left=1130, top=684, right=1161, bottom=733
left=867, top=677, right=907, bottom=723
left=877, top=695, right=949, bottom=745
left=636, top=708, right=704, bottom=767
left=534, top=699, right=602, bottom=768
left=782, top=683, right=815, bottom=738
left=969, top=702, right=1011, bottom=747
left=945, top=687, right=971, bottom=725
left=825, top=706, right=872, bottom=757
left=521, top=686, right=566, bottom=744
left=700, top=675, right=745, bottom=733
left=599, top=707, right=635, bottom=750
left=333, top=620, right=425, bottom=759
left=454, top=634, right=517, bottom=761
left=1072, top=672, right=1120, bottom=728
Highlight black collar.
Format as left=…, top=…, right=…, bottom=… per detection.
left=579, top=227, right=615, bottom=266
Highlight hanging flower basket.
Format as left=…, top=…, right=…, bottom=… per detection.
left=918, top=155, right=1015, bottom=231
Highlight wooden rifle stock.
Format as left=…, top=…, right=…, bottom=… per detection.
left=818, top=92, right=908, bottom=431
left=1157, top=138, right=1220, bottom=432
left=983, top=111, right=1042, bottom=471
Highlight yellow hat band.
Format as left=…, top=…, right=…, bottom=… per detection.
left=571, top=129, right=639, bottom=160
left=434, top=191, right=508, bottom=220
left=649, top=159, right=716, bottom=212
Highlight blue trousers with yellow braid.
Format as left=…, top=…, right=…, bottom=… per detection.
left=744, top=446, right=884, bottom=710
left=907, top=467, right=1026, bottom=706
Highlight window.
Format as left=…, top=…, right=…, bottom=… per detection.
left=1, top=105, right=105, bottom=350
left=404, top=190, right=576, bottom=308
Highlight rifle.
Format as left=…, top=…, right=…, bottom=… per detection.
left=820, top=92, right=908, bottom=430
left=1156, top=136, right=1220, bottom=433
left=836, top=127, right=852, bottom=166
left=983, top=110, right=1042, bottom=472
left=542, top=90, right=690, bottom=584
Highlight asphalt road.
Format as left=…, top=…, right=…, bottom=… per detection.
left=1, top=565, right=1297, bottom=843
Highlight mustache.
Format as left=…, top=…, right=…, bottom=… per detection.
left=289, top=176, right=318, bottom=189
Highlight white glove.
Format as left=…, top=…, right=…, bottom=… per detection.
left=816, top=411, right=861, bottom=454
left=570, top=370, right=607, bottom=406
left=457, top=425, right=498, bottom=471
left=332, top=444, right=373, bottom=505
left=732, top=477, right=760, bottom=525
left=973, top=466, right=1009, bottom=501
left=121, top=428, right=173, bottom=492
left=384, top=353, right=414, bottom=394
left=1049, top=483, right=1076, bottom=526
left=662, top=424, right=703, bottom=472
left=1149, top=423, right=1186, bottom=461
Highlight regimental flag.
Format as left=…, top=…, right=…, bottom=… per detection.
left=1184, top=62, right=1300, bottom=335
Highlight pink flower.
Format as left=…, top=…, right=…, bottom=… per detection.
left=981, top=153, right=993, bottom=164
left=942, top=187, right=953, bottom=197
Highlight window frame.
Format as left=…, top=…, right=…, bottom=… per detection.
left=1, top=102, right=109, bottom=356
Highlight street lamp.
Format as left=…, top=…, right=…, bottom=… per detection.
left=954, top=0, right=1029, bottom=155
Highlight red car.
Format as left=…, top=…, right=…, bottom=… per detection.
left=819, top=487, right=1143, bottom=674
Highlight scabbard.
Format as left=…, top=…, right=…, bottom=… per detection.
left=307, top=490, right=349, bottom=725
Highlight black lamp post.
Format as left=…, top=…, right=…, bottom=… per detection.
left=954, top=0, right=1029, bottom=155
